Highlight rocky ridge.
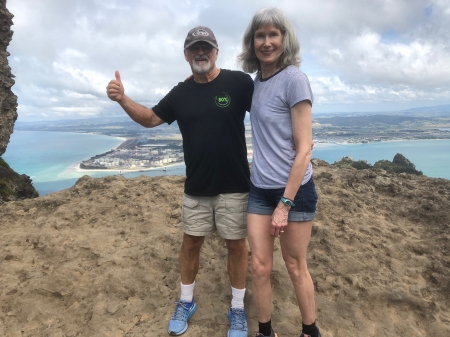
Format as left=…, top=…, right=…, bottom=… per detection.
left=0, top=0, right=16, bottom=156
left=0, top=1, right=38, bottom=202
left=335, top=153, right=424, bottom=175
left=1, top=161, right=449, bottom=336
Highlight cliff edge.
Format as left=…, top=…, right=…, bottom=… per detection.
left=0, top=1, right=38, bottom=202
left=1, top=162, right=449, bottom=336
left=0, top=0, right=16, bottom=156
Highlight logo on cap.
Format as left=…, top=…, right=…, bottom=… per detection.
left=192, top=29, right=209, bottom=37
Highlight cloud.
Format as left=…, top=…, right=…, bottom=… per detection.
left=285, top=0, right=450, bottom=110
left=7, top=0, right=450, bottom=120
left=311, top=76, right=450, bottom=106
left=312, top=32, right=450, bottom=87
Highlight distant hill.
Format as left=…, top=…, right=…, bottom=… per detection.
left=14, top=116, right=180, bottom=137
left=314, top=115, right=431, bottom=127
left=15, top=117, right=178, bottom=129
left=401, top=104, right=450, bottom=114
left=315, top=104, right=450, bottom=118
left=16, top=116, right=132, bottom=126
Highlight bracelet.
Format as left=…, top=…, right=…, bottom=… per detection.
left=280, top=197, right=295, bottom=207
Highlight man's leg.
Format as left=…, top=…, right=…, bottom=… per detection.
left=180, top=233, right=205, bottom=285
left=168, top=234, right=205, bottom=336
left=215, top=192, right=250, bottom=337
left=169, top=194, right=213, bottom=336
left=224, top=238, right=249, bottom=337
left=224, top=238, right=248, bottom=290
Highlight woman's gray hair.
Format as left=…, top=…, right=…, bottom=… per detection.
left=238, top=7, right=301, bottom=73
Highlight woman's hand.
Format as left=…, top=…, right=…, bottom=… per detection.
left=271, top=203, right=290, bottom=237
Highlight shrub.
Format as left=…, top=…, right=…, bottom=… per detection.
left=0, top=177, right=14, bottom=199
left=0, top=157, right=11, bottom=169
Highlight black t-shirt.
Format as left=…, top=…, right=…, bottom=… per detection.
left=152, top=69, right=254, bottom=196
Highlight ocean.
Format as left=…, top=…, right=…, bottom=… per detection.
left=3, top=131, right=186, bottom=195
left=312, top=140, right=450, bottom=180
left=2, top=131, right=449, bottom=196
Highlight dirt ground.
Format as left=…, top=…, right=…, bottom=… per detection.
left=1, top=160, right=449, bottom=336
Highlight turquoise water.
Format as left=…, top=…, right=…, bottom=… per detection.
left=312, top=140, right=450, bottom=180
left=2, top=131, right=186, bottom=196
left=2, top=131, right=449, bottom=196
left=28, top=166, right=186, bottom=196
left=3, top=131, right=124, bottom=182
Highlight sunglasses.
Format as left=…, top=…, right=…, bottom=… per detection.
left=188, top=43, right=213, bottom=52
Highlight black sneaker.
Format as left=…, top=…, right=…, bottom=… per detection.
left=255, top=328, right=277, bottom=337
left=300, top=325, right=321, bottom=337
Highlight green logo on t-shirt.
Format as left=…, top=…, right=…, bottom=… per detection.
left=215, top=92, right=231, bottom=108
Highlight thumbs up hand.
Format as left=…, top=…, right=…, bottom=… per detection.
left=106, top=70, right=125, bottom=103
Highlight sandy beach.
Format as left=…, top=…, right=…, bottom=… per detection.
left=57, top=151, right=185, bottom=181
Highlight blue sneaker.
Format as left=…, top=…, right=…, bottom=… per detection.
left=228, top=307, right=248, bottom=337
left=167, top=299, right=197, bottom=336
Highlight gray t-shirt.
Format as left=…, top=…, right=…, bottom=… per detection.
left=250, top=65, right=313, bottom=189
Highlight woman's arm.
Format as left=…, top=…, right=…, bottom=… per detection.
left=271, top=100, right=313, bottom=236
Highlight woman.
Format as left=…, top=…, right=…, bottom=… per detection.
left=238, top=8, right=321, bottom=337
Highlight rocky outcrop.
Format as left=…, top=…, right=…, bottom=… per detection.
left=0, top=1, right=38, bottom=202
left=0, top=157, right=38, bottom=202
left=1, top=166, right=449, bottom=336
left=334, top=152, right=423, bottom=175
left=0, top=0, right=17, bottom=156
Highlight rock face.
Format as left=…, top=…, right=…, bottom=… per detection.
left=0, top=0, right=17, bottom=156
left=1, top=166, right=449, bottom=336
left=0, top=157, right=38, bottom=202
left=0, top=1, right=38, bottom=202
left=335, top=153, right=423, bottom=175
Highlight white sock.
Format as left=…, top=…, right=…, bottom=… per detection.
left=231, top=286, right=246, bottom=309
left=180, top=281, right=195, bottom=302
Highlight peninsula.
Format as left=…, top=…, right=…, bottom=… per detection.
left=14, top=109, right=450, bottom=171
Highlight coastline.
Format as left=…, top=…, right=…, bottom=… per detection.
left=29, top=138, right=450, bottom=195
left=73, top=137, right=450, bottom=174
left=313, top=137, right=450, bottom=148
left=76, top=135, right=186, bottom=174
left=114, top=137, right=128, bottom=148
left=54, top=135, right=129, bottom=180
left=72, top=161, right=184, bottom=174
left=57, top=160, right=185, bottom=181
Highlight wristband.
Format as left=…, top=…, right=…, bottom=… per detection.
left=280, top=197, right=295, bottom=207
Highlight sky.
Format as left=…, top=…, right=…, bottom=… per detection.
left=6, top=0, right=450, bottom=121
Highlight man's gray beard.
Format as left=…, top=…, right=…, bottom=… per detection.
left=192, top=57, right=211, bottom=74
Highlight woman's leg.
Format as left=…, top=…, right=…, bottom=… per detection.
left=280, top=220, right=316, bottom=324
left=247, top=213, right=275, bottom=323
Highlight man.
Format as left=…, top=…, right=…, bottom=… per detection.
left=106, top=26, right=253, bottom=337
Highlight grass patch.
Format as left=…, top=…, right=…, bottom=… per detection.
left=0, top=177, right=14, bottom=199
left=0, top=157, right=11, bottom=169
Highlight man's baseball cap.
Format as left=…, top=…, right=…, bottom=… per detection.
left=184, top=26, right=218, bottom=49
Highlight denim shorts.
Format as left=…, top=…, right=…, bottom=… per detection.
left=247, top=177, right=318, bottom=222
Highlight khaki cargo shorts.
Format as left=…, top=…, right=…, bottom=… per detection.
left=181, top=192, right=249, bottom=240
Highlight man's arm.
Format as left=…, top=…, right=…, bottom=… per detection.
left=106, top=70, right=165, bottom=128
